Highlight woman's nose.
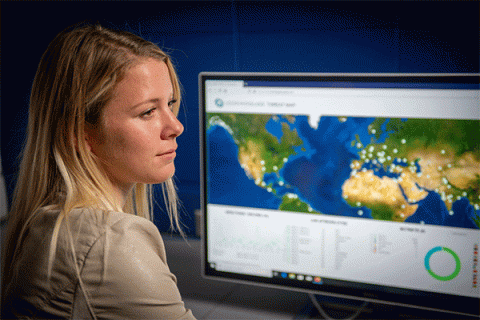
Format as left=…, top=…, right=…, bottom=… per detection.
left=162, top=109, right=184, bottom=139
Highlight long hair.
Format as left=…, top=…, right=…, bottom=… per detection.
left=1, top=24, right=184, bottom=306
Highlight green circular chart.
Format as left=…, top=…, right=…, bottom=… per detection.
left=424, top=246, right=461, bottom=281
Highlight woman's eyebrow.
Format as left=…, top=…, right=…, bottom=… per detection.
left=128, top=92, right=175, bottom=110
left=128, top=98, right=160, bottom=111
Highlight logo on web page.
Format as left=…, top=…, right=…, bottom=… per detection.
left=215, top=98, right=224, bottom=107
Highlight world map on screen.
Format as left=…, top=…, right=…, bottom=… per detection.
left=206, top=113, right=480, bottom=229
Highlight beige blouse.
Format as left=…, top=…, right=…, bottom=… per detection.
left=3, top=207, right=195, bottom=319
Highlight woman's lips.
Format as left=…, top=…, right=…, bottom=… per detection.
left=157, top=149, right=176, bottom=157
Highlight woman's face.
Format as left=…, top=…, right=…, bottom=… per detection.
left=86, top=59, right=183, bottom=194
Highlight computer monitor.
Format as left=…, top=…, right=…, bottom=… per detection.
left=199, top=73, right=480, bottom=317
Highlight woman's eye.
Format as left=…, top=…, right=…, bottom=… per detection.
left=168, top=99, right=177, bottom=110
left=141, top=108, right=156, bottom=118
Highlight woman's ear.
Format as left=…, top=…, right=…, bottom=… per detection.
left=84, top=135, right=92, bottom=153
left=83, top=123, right=95, bottom=153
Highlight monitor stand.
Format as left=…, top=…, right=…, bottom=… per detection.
left=297, top=295, right=368, bottom=320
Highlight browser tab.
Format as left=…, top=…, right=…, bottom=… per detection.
left=205, top=80, right=244, bottom=87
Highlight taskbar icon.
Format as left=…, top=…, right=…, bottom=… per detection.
left=272, top=270, right=323, bottom=285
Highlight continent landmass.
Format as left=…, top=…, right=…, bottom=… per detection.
left=342, top=118, right=480, bottom=227
left=207, top=113, right=303, bottom=184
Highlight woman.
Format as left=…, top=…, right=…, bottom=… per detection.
left=1, top=24, right=196, bottom=319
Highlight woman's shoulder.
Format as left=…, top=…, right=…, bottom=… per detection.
left=30, top=206, right=162, bottom=255
left=24, top=206, right=165, bottom=285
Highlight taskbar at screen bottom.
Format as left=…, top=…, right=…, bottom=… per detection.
left=204, top=263, right=480, bottom=317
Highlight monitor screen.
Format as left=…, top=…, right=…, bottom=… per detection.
left=199, top=73, right=480, bottom=317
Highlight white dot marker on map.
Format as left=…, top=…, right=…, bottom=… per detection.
left=283, top=158, right=288, bottom=163
left=393, top=149, right=398, bottom=154
left=371, top=129, right=376, bottom=134
left=401, top=139, right=406, bottom=144
left=383, top=145, right=387, bottom=150
left=358, top=210, right=363, bottom=216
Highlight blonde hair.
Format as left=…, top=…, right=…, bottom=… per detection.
left=1, top=24, right=184, bottom=308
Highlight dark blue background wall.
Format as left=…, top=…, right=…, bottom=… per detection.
left=1, top=1, right=478, bottom=236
